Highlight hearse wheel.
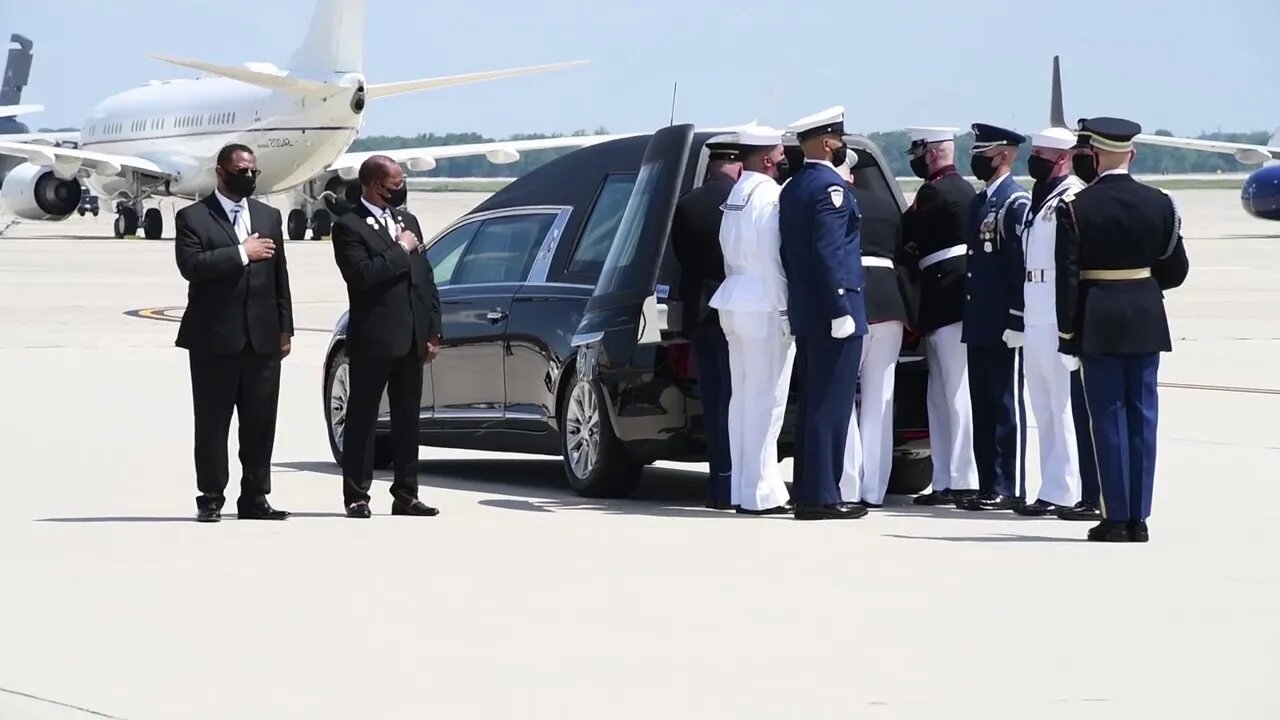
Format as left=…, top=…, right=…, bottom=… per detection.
left=559, top=374, right=642, bottom=498
left=287, top=209, right=308, bottom=241
left=142, top=208, right=163, bottom=240
left=325, top=346, right=393, bottom=470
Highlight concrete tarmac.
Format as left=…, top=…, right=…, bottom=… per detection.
left=0, top=189, right=1277, bottom=719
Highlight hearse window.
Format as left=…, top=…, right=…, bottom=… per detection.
left=425, top=221, right=480, bottom=287
left=594, top=161, right=663, bottom=298
left=567, top=173, right=638, bottom=277
left=452, top=214, right=555, bottom=286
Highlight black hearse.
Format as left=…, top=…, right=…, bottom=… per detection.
left=323, top=124, right=932, bottom=498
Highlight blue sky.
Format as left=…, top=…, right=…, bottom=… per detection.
left=2, top=0, right=1277, bottom=138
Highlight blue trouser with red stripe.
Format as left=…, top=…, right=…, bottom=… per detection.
left=1079, top=353, right=1160, bottom=521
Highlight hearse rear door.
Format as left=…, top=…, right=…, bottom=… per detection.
left=571, top=123, right=694, bottom=361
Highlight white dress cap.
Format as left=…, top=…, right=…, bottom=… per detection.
left=1027, top=126, right=1077, bottom=150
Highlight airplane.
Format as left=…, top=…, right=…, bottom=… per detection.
left=1, top=34, right=78, bottom=146
left=0, top=0, right=628, bottom=240
left=1048, top=54, right=1280, bottom=222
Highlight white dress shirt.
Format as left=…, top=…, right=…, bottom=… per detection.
left=214, top=189, right=251, bottom=266
left=984, top=170, right=1011, bottom=196
left=361, top=197, right=400, bottom=236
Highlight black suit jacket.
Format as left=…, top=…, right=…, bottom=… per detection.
left=175, top=194, right=293, bottom=354
left=332, top=201, right=442, bottom=358
left=671, top=173, right=735, bottom=333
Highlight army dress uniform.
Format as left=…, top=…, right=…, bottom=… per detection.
left=900, top=127, right=980, bottom=505
left=1056, top=117, right=1189, bottom=543
left=838, top=151, right=912, bottom=507
left=958, top=123, right=1031, bottom=512
left=709, top=126, right=795, bottom=514
left=778, top=106, right=869, bottom=521
left=671, top=146, right=739, bottom=509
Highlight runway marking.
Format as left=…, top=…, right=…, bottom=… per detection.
left=0, top=686, right=128, bottom=719
left=124, top=306, right=331, bottom=334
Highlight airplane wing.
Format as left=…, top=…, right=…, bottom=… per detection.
left=0, top=103, right=43, bottom=118
left=0, top=141, right=173, bottom=178
left=1134, top=133, right=1280, bottom=165
left=329, top=133, right=636, bottom=173
left=366, top=61, right=588, bottom=100
left=0, top=131, right=80, bottom=145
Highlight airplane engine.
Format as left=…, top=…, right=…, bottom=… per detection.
left=486, top=148, right=520, bottom=165
left=1240, top=165, right=1280, bottom=221
left=0, top=162, right=82, bottom=221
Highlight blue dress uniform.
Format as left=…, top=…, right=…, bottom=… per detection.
left=779, top=106, right=869, bottom=521
left=1056, top=117, right=1190, bottom=542
left=671, top=146, right=739, bottom=510
left=958, top=124, right=1031, bottom=511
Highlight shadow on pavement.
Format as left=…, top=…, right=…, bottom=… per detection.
left=885, top=533, right=1085, bottom=544
left=36, top=512, right=348, bottom=523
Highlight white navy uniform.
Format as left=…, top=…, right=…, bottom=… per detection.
left=1022, top=128, right=1086, bottom=507
left=710, top=126, right=794, bottom=512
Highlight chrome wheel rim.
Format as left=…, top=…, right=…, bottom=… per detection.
left=565, top=381, right=601, bottom=479
left=329, top=362, right=350, bottom=452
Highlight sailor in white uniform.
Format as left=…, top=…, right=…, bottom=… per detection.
left=1013, top=126, right=1088, bottom=515
left=709, top=125, right=795, bottom=515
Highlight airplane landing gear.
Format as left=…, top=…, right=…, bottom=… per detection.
left=113, top=204, right=139, bottom=239
left=142, top=208, right=164, bottom=240
left=287, top=208, right=308, bottom=241
left=312, top=208, right=332, bottom=239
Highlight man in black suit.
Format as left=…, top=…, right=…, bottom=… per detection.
left=331, top=156, right=442, bottom=519
left=175, top=143, right=293, bottom=523
left=670, top=145, right=741, bottom=510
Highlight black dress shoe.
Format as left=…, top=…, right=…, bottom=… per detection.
left=1013, top=499, right=1066, bottom=517
left=705, top=500, right=737, bottom=510
left=913, top=489, right=958, bottom=506
left=856, top=500, right=883, bottom=509
left=345, top=502, right=372, bottom=519
left=391, top=499, right=440, bottom=517
left=794, top=502, right=869, bottom=520
left=195, top=507, right=221, bottom=523
left=737, top=501, right=793, bottom=516
left=956, top=493, right=1017, bottom=511
left=1058, top=502, right=1103, bottom=521
left=237, top=500, right=290, bottom=520
left=1128, top=520, right=1150, bottom=543
left=1087, top=520, right=1130, bottom=542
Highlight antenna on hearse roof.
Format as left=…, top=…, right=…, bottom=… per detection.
left=669, top=82, right=678, bottom=126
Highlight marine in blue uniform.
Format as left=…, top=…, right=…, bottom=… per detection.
left=957, top=123, right=1031, bottom=512
left=778, top=106, right=868, bottom=521
left=1056, top=117, right=1189, bottom=542
left=671, top=145, right=742, bottom=510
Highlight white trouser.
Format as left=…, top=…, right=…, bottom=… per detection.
left=840, top=320, right=904, bottom=504
left=1023, top=324, right=1081, bottom=506
left=925, top=322, right=978, bottom=491
left=721, top=309, right=795, bottom=511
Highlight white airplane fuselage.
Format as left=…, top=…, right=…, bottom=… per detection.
left=77, top=72, right=363, bottom=202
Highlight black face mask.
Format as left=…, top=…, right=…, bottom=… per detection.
left=970, top=154, right=996, bottom=183
left=909, top=155, right=929, bottom=180
left=1073, top=153, right=1098, bottom=184
left=1027, top=155, right=1055, bottom=183
left=221, top=168, right=256, bottom=198
left=830, top=143, right=849, bottom=169
left=772, top=158, right=790, bottom=182
left=384, top=183, right=408, bottom=208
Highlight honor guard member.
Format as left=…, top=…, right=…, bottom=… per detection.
left=1012, top=126, right=1088, bottom=517
left=957, top=123, right=1031, bottom=512
left=900, top=126, right=980, bottom=506
left=778, top=105, right=868, bottom=521
left=1058, top=122, right=1104, bottom=522
left=837, top=151, right=911, bottom=507
left=1056, top=117, right=1189, bottom=542
left=671, top=144, right=742, bottom=509
left=709, top=126, right=795, bottom=515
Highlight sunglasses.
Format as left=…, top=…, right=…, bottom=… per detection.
left=223, top=167, right=261, bottom=177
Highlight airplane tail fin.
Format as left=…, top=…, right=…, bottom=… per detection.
left=1050, top=55, right=1067, bottom=128
left=366, top=60, right=587, bottom=100
left=287, top=0, right=363, bottom=76
left=150, top=55, right=333, bottom=95
left=3, top=33, right=35, bottom=106
left=0, top=103, right=41, bottom=118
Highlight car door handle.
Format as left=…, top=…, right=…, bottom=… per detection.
left=486, top=309, right=508, bottom=323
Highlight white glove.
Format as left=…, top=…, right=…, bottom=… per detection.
left=1002, top=330, right=1024, bottom=349
left=1060, top=354, right=1081, bottom=371
left=780, top=311, right=792, bottom=337
left=831, top=315, right=856, bottom=339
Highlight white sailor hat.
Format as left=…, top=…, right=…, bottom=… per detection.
left=906, top=126, right=959, bottom=146
left=787, top=106, right=845, bottom=141
left=737, top=124, right=783, bottom=146
left=1027, top=126, right=1077, bottom=150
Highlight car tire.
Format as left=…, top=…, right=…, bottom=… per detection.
left=325, top=346, right=393, bottom=470
left=559, top=374, right=642, bottom=498
left=887, top=455, right=933, bottom=496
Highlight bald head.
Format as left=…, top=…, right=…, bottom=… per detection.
left=359, top=155, right=405, bottom=209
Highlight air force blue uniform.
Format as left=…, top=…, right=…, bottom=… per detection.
left=960, top=124, right=1031, bottom=507
left=779, top=158, right=867, bottom=511
left=1057, top=117, right=1189, bottom=542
